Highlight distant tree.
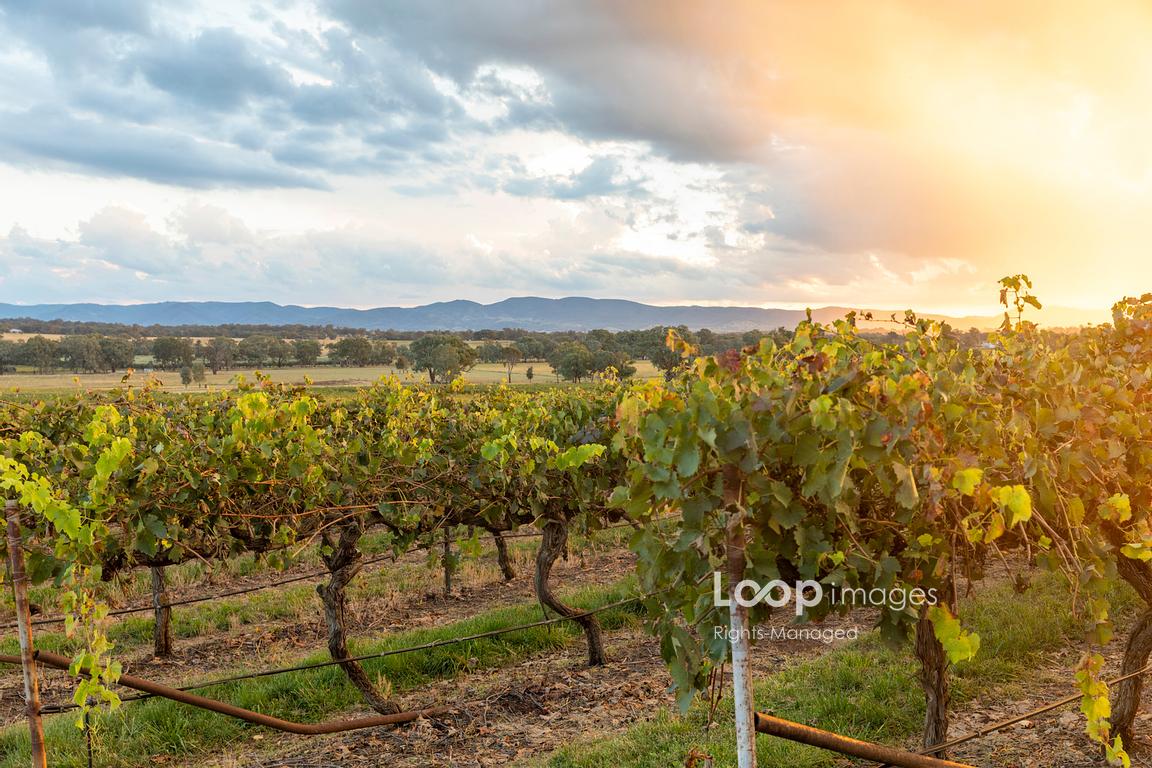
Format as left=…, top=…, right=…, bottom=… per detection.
left=593, top=349, right=637, bottom=379
left=205, top=336, right=236, bottom=374
left=394, top=354, right=410, bottom=371
left=501, top=346, right=523, bottom=383
left=695, top=328, right=717, bottom=354
left=330, top=337, right=374, bottom=366
left=551, top=342, right=595, bottom=383
left=59, top=335, right=106, bottom=373
left=191, top=361, right=207, bottom=386
left=0, top=340, right=18, bottom=373
left=293, top=339, right=322, bottom=367
left=513, top=338, right=543, bottom=361
left=179, top=366, right=193, bottom=387
left=477, top=341, right=505, bottom=364
left=524, top=365, right=534, bottom=381
left=268, top=337, right=293, bottom=367
left=21, top=336, right=59, bottom=373
left=372, top=340, right=396, bottom=366
left=152, top=336, right=193, bottom=370
left=408, top=334, right=478, bottom=384
left=99, top=337, right=136, bottom=371
left=238, top=335, right=273, bottom=367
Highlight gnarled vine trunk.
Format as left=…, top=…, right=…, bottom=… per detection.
left=318, top=525, right=398, bottom=714
left=493, top=531, right=516, bottom=581
left=1113, top=609, right=1152, bottom=748
left=915, top=605, right=950, bottom=755
left=1104, top=521, right=1152, bottom=747
left=535, top=520, right=605, bottom=666
left=151, top=566, right=172, bottom=658
left=442, top=528, right=454, bottom=597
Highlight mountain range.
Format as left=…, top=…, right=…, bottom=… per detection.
left=0, top=298, right=1107, bottom=332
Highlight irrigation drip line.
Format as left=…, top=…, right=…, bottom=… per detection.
left=0, top=519, right=644, bottom=631
left=875, top=660, right=1152, bottom=767
left=152, top=592, right=647, bottom=690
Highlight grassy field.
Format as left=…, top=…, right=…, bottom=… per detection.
left=0, top=360, right=662, bottom=393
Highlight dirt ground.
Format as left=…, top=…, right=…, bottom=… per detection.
left=941, top=642, right=1151, bottom=768
left=190, top=601, right=858, bottom=768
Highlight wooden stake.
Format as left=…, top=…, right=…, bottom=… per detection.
left=6, top=499, right=47, bottom=767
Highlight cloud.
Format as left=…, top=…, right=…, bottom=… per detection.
left=170, top=203, right=254, bottom=245
left=78, top=207, right=182, bottom=275
left=135, top=28, right=290, bottom=111
left=502, top=156, right=644, bottom=200
left=0, top=107, right=329, bottom=189
left=0, top=0, right=151, bottom=33
left=0, top=2, right=466, bottom=188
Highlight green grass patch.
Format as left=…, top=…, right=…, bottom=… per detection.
left=0, top=578, right=641, bottom=767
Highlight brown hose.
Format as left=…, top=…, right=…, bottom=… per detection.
left=754, top=712, right=975, bottom=768
left=1, top=651, right=450, bottom=735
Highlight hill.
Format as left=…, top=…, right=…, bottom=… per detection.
left=0, top=298, right=1106, bottom=333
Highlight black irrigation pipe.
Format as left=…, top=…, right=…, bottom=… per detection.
left=30, top=589, right=657, bottom=714
left=0, top=520, right=642, bottom=631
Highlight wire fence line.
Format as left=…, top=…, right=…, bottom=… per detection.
left=26, top=589, right=654, bottom=714
left=879, top=658, right=1152, bottom=764
left=0, top=519, right=642, bottom=631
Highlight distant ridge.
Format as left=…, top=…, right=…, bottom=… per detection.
left=0, top=298, right=1106, bottom=332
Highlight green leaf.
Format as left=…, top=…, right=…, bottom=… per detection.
left=1099, top=493, right=1132, bottom=523
left=675, top=444, right=701, bottom=476
left=552, top=443, right=606, bottom=470
left=996, top=485, right=1032, bottom=527
left=928, top=606, right=981, bottom=663
left=892, top=462, right=919, bottom=509
left=951, top=468, right=983, bottom=496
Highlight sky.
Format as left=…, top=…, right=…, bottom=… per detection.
left=0, top=0, right=1148, bottom=317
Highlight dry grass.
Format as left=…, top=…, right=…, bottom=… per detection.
left=0, top=361, right=662, bottom=393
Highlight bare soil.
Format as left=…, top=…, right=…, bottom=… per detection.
left=189, top=603, right=864, bottom=767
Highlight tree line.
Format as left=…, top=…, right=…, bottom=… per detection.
left=0, top=323, right=996, bottom=383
